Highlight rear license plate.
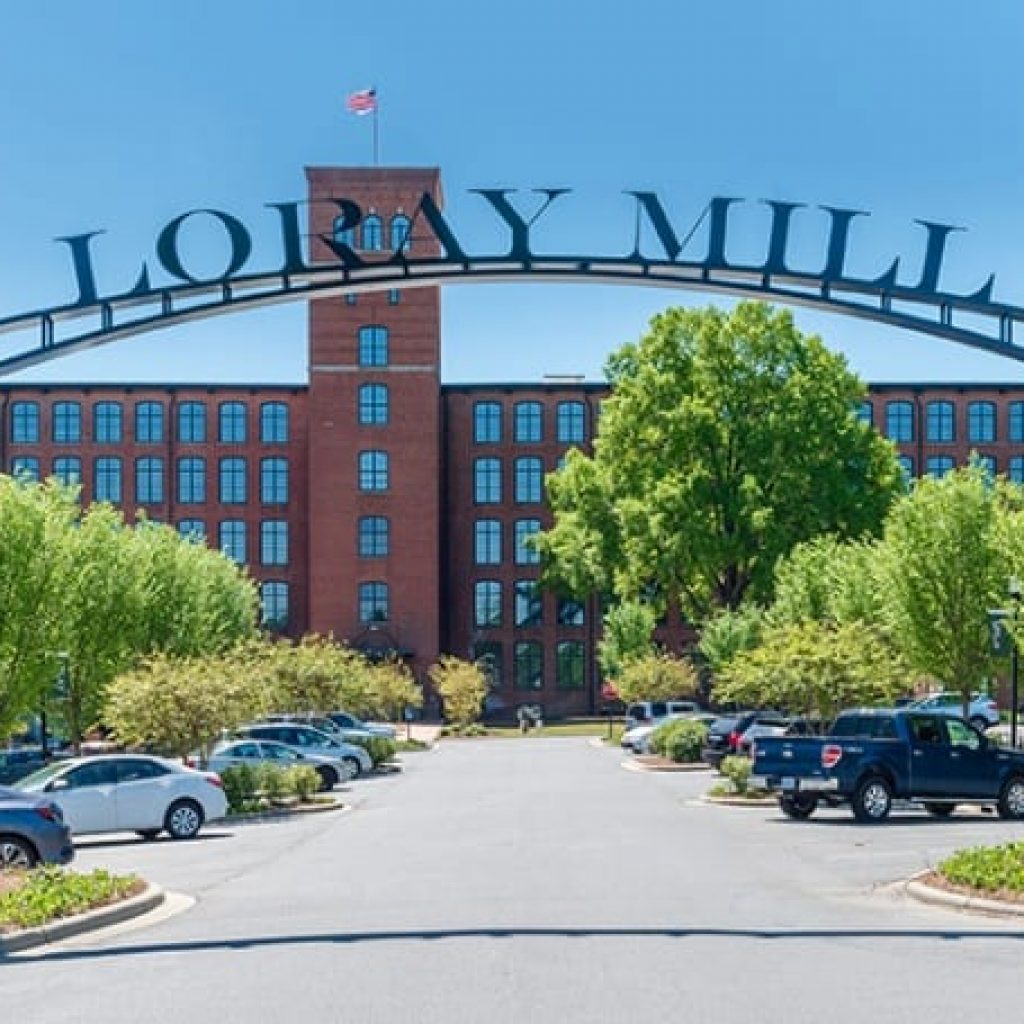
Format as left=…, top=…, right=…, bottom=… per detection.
left=781, top=777, right=797, bottom=791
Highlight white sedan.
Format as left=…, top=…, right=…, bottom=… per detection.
left=16, top=754, right=227, bottom=840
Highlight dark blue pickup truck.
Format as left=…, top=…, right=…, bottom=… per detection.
left=751, top=708, right=1024, bottom=823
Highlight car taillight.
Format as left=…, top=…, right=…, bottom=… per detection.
left=728, top=731, right=741, bottom=750
left=185, top=756, right=198, bottom=769
left=35, top=805, right=60, bottom=823
left=204, top=773, right=223, bottom=789
left=821, top=744, right=843, bottom=769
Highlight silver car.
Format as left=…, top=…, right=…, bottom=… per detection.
left=208, top=739, right=354, bottom=789
left=236, top=723, right=374, bottom=778
left=909, top=692, right=1000, bottom=731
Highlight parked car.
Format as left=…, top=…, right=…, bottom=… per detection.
left=624, top=701, right=701, bottom=729
left=15, top=755, right=227, bottom=840
left=0, top=785, right=74, bottom=868
left=753, top=708, right=1024, bottom=822
left=621, top=712, right=715, bottom=754
left=0, top=747, right=50, bottom=786
left=737, top=719, right=791, bottom=756
left=702, top=711, right=787, bottom=769
left=264, top=713, right=377, bottom=744
left=328, top=711, right=397, bottom=739
left=207, top=738, right=355, bottom=789
left=235, top=723, right=373, bottom=778
left=909, top=692, right=1000, bottom=731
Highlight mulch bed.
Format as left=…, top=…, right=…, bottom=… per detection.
left=634, top=755, right=707, bottom=769
left=920, top=869, right=1024, bottom=906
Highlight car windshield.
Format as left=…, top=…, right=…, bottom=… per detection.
left=13, top=761, right=67, bottom=789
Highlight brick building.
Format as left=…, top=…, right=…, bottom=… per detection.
left=3, top=166, right=1024, bottom=717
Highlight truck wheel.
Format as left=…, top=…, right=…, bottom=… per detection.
left=998, top=777, right=1024, bottom=819
left=852, top=775, right=892, bottom=823
left=923, top=803, right=956, bottom=818
left=779, top=794, right=817, bottom=820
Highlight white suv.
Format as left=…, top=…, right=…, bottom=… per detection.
left=624, top=701, right=701, bottom=729
left=909, top=692, right=1000, bottom=731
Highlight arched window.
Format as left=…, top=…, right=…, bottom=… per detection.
left=261, top=581, right=289, bottom=630
left=358, top=383, right=389, bottom=425
left=94, top=402, right=123, bottom=444
left=926, top=401, right=955, bottom=443
left=358, top=325, right=389, bottom=367
left=390, top=214, right=411, bottom=252
left=135, top=401, right=164, bottom=444
left=177, top=457, right=206, bottom=504
left=219, top=402, right=247, bottom=444
left=135, top=457, right=165, bottom=504
left=361, top=214, right=383, bottom=251
left=968, top=401, right=996, bottom=443
left=178, top=401, right=207, bottom=443
left=332, top=215, right=355, bottom=247
left=260, top=402, right=288, bottom=444
left=885, top=401, right=914, bottom=443
left=358, top=451, right=389, bottom=492
left=11, top=402, right=39, bottom=443
left=359, top=581, right=389, bottom=623
left=474, top=581, right=502, bottom=627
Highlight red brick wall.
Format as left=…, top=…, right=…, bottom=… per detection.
left=304, top=168, right=443, bottom=681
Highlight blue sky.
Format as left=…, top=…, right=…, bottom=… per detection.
left=2, top=0, right=1024, bottom=385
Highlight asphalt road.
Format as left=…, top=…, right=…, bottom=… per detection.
left=4, top=739, right=1024, bottom=1023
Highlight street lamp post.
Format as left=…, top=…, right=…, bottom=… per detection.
left=1011, top=578, right=1022, bottom=748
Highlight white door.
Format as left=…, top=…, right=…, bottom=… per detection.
left=113, top=758, right=171, bottom=830
left=52, top=761, right=119, bottom=834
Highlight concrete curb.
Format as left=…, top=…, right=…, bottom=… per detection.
left=904, top=871, right=1024, bottom=918
left=0, top=882, right=165, bottom=955
left=224, top=798, right=347, bottom=826
left=621, top=759, right=712, bottom=773
left=702, top=793, right=776, bottom=807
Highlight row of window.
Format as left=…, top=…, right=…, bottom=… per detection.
left=344, top=289, right=401, bottom=307
left=473, top=401, right=587, bottom=445
left=472, top=640, right=586, bottom=690
left=9, top=401, right=289, bottom=446
left=333, top=213, right=411, bottom=253
left=473, top=457, right=547, bottom=503
left=860, top=400, right=1024, bottom=444
left=895, top=453, right=1018, bottom=480
left=473, top=581, right=586, bottom=628
left=179, top=519, right=289, bottom=567
left=11, top=456, right=289, bottom=505
left=474, top=519, right=541, bottom=565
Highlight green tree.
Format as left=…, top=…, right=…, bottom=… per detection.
left=257, top=635, right=375, bottom=717
left=878, top=465, right=1006, bottom=716
left=715, top=621, right=911, bottom=725
left=597, top=599, right=656, bottom=681
left=0, top=478, right=76, bottom=739
left=536, top=302, right=901, bottom=617
left=366, top=659, right=423, bottom=722
left=105, top=651, right=271, bottom=760
left=614, top=652, right=697, bottom=705
left=430, top=656, right=487, bottom=727
left=697, top=604, right=763, bottom=673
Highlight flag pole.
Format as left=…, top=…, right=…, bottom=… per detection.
left=373, top=88, right=380, bottom=166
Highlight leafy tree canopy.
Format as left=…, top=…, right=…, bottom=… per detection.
left=537, top=302, right=901, bottom=618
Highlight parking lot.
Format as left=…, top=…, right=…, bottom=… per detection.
left=4, top=738, right=1024, bottom=1024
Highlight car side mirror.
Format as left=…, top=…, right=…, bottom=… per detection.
left=46, top=778, right=69, bottom=792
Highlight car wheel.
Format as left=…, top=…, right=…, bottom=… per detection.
left=164, top=799, right=204, bottom=840
left=316, top=765, right=338, bottom=791
left=970, top=715, right=989, bottom=732
left=779, top=794, right=818, bottom=820
left=923, top=803, right=956, bottom=818
left=0, top=834, right=36, bottom=869
left=852, top=775, right=892, bottom=823
left=998, top=777, right=1024, bottom=820
left=136, top=829, right=162, bottom=841
left=342, top=756, right=362, bottom=779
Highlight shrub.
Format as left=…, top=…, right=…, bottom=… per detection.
left=438, top=723, right=488, bottom=737
left=649, top=718, right=708, bottom=763
left=0, top=867, right=141, bottom=930
left=350, top=734, right=397, bottom=767
left=284, top=765, right=322, bottom=802
left=720, top=755, right=753, bottom=795
left=256, top=763, right=289, bottom=802
left=430, top=656, right=487, bottom=727
left=220, top=763, right=259, bottom=812
left=939, top=841, right=1024, bottom=893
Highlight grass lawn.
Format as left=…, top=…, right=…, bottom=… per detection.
left=482, top=719, right=626, bottom=742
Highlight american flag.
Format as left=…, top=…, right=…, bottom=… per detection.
left=347, top=88, right=377, bottom=116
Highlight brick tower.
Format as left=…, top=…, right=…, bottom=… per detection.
left=305, top=167, right=443, bottom=682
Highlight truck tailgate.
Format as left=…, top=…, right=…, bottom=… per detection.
left=752, top=736, right=831, bottom=786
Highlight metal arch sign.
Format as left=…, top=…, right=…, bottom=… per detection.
left=0, top=186, right=1019, bottom=374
